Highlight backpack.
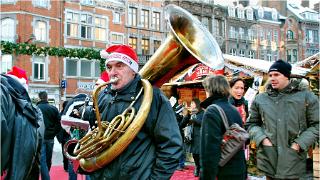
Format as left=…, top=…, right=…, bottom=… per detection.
left=209, top=104, right=249, bottom=166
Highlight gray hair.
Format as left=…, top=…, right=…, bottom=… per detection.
left=202, top=75, right=230, bottom=97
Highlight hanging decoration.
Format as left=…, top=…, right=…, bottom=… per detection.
left=0, top=41, right=106, bottom=71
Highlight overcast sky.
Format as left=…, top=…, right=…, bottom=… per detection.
left=214, top=0, right=318, bottom=9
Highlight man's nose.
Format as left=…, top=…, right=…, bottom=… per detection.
left=108, top=67, right=116, bottom=75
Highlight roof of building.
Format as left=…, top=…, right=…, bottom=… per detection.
left=287, top=3, right=319, bottom=22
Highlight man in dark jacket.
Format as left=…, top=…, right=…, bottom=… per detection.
left=37, top=91, right=61, bottom=180
left=1, top=66, right=43, bottom=180
left=246, top=60, right=319, bottom=179
left=87, top=45, right=182, bottom=180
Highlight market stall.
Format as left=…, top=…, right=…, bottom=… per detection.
left=161, top=63, right=223, bottom=105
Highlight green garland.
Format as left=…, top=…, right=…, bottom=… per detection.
left=0, top=40, right=106, bottom=72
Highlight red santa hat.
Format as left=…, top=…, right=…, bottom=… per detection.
left=7, top=66, right=28, bottom=89
left=95, top=71, right=109, bottom=85
left=100, top=45, right=139, bottom=73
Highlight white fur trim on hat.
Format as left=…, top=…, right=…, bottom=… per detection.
left=102, top=52, right=139, bottom=73
left=95, top=78, right=105, bottom=85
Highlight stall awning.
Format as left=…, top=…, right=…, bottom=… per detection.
left=163, top=63, right=224, bottom=86
left=223, top=54, right=310, bottom=76
left=293, top=52, right=319, bottom=76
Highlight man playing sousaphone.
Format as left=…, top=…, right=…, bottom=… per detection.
left=87, top=45, right=182, bottom=179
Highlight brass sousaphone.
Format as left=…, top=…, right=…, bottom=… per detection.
left=64, top=4, right=224, bottom=172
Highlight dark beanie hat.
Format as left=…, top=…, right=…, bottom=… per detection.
left=268, top=59, right=292, bottom=78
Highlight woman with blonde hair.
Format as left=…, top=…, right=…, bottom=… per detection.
left=200, top=75, right=246, bottom=180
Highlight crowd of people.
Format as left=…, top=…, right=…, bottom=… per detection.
left=1, top=44, right=318, bottom=180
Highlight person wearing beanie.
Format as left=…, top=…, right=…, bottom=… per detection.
left=246, top=59, right=319, bottom=179
left=85, top=44, right=183, bottom=179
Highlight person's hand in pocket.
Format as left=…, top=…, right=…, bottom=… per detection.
left=290, top=142, right=301, bottom=152
left=262, top=138, right=273, bottom=146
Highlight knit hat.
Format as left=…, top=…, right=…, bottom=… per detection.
left=100, top=45, right=139, bottom=73
left=95, top=71, right=109, bottom=85
left=268, top=59, right=292, bottom=78
left=7, top=66, right=28, bottom=89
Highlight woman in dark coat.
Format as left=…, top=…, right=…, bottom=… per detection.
left=180, top=98, right=204, bottom=177
left=228, top=77, right=249, bottom=124
left=200, top=75, right=246, bottom=180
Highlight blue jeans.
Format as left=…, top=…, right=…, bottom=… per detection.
left=68, top=160, right=91, bottom=180
left=40, top=139, right=54, bottom=180
left=68, top=160, right=77, bottom=180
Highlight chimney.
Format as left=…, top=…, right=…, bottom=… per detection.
left=301, top=0, right=309, bottom=8
left=239, top=0, right=249, bottom=7
left=313, top=2, right=319, bottom=12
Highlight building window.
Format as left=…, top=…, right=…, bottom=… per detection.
left=154, top=40, right=161, bottom=52
left=80, top=0, right=94, bottom=6
left=246, top=8, right=253, bottom=20
left=34, top=20, right=47, bottom=42
left=239, top=27, right=245, bottom=39
left=1, top=0, right=16, bottom=4
left=128, top=7, right=137, bottom=26
left=95, top=17, right=106, bottom=41
left=141, top=9, right=149, bottom=28
left=292, top=49, right=297, bottom=63
left=141, top=39, right=149, bottom=55
left=80, top=14, right=93, bottom=39
left=80, top=60, right=91, bottom=77
left=201, top=17, right=209, bottom=30
left=113, top=12, right=121, bottom=24
left=228, top=6, right=236, bottom=17
left=1, top=55, right=13, bottom=74
left=266, top=30, right=272, bottom=41
left=94, top=61, right=100, bottom=77
left=248, top=28, right=253, bottom=41
left=314, top=30, right=319, bottom=44
left=152, top=12, right=160, bottom=31
left=274, top=53, right=278, bottom=61
left=273, top=30, right=278, bottom=42
left=66, top=12, right=79, bottom=37
left=128, top=37, right=137, bottom=51
left=258, top=7, right=264, bottom=18
left=248, top=50, right=255, bottom=59
left=260, top=50, right=265, bottom=60
left=213, top=19, right=219, bottom=37
left=259, top=29, right=264, bottom=41
left=229, top=26, right=236, bottom=39
left=1, top=18, right=15, bottom=42
left=287, top=49, right=297, bottom=63
left=239, top=49, right=245, bottom=57
left=110, top=33, right=124, bottom=45
left=287, top=30, right=294, bottom=40
left=33, top=0, right=49, bottom=8
left=306, top=29, right=316, bottom=43
left=237, top=8, right=245, bottom=19
left=33, top=56, right=45, bottom=81
left=66, top=59, right=78, bottom=76
left=266, top=50, right=272, bottom=61
left=230, top=48, right=236, bottom=56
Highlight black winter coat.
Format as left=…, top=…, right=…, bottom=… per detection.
left=180, top=110, right=204, bottom=154
left=90, top=75, right=183, bottom=180
left=200, top=95, right=246, bottom=180
left=37, top=100, right=61, bottom=140
left=1, top=74, right=42, bottom=180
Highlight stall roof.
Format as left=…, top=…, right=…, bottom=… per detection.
left=223, top=54, right=310, bottom=76
left=293, top=52, right=319, bottom=75
left=163, top=54, right=314, bottom=87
